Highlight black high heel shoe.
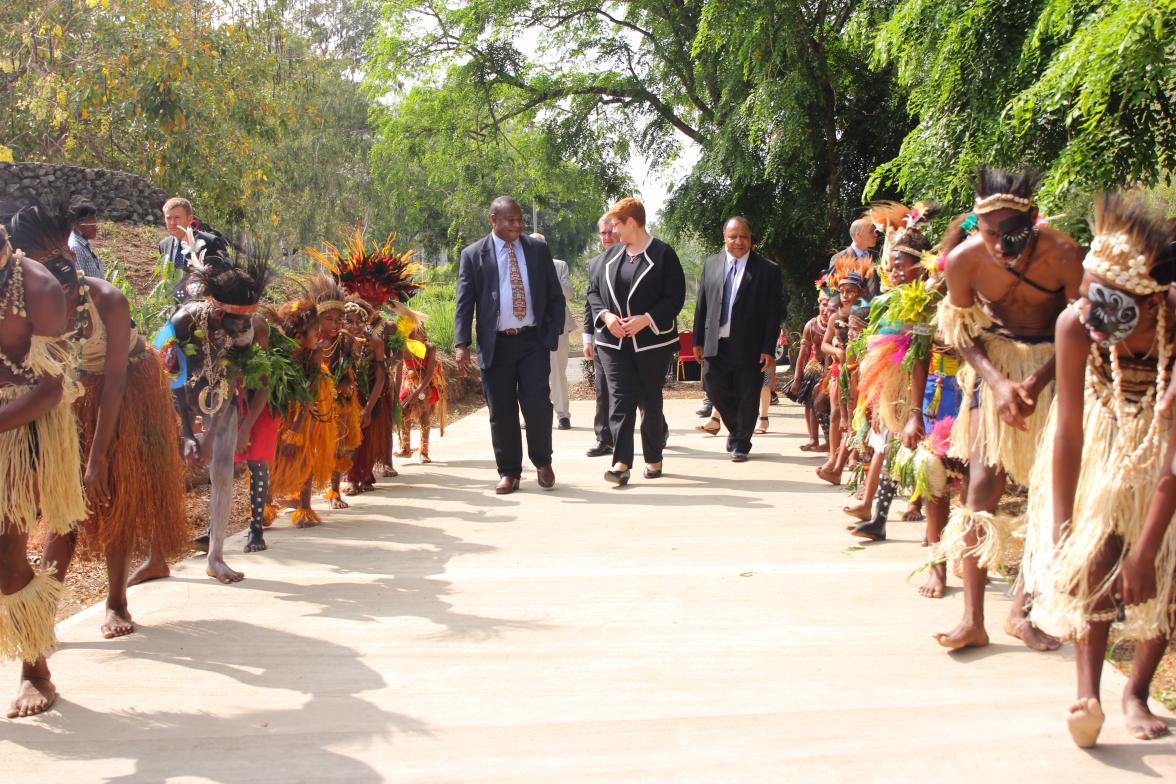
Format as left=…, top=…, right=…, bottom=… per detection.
left=604, top=468, right=631, bottom=486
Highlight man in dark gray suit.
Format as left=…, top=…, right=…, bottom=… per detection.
left=454, top=196, right=565, bottom=494
left=692, top=216, right=782, bottom=462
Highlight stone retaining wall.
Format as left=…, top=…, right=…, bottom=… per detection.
left=0, top=162, right=167, bottom=224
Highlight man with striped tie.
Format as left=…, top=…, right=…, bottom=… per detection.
left=455, top=196, right=566, bottom=494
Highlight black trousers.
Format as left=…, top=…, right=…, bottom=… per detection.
left=481, top=330, right=553, bottom=477
left=703, top=346, right=762, bottom=455
left=598, top=343, right=673, bottom=467
left=592, top=348, right=612, bottom=445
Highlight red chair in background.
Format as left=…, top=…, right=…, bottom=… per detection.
left=676, top=330, right=700, bottom=380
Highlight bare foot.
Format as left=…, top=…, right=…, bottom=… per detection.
left=127, top=558, right=170, bottom=587
left=799, top=442, right=820, bottom=452
left=206, top=557, right=245, bottom=584
left=903, top=508, right=926, bottom=522
left=420, top=452, right=432, bottom=464
left=918, top=564, right=946, bottom=599
left=1122, top=692, right=1170, bottom=741
left=395, top=448, right=413, bottom=458
left=1067, top=697, right=1105, bottom=748
left=1005, top=616, right=1062, bottom=651
left=843, top=502, right=871, bottom=521
left=815, top=466, right=842, bottom=486
left=382, top=466, right=398, bottom=478
left=8, top=678, right=56, bottom=719
left=101, top=608, right=135, bottom=639
left=933, top=621, right=989, bottom=650
left=343, top=484, right=361, bottom=496
left=328, top=497, right=349, bottom=510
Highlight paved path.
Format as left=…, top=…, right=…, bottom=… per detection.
left=3, top=399, right=1174, bottom=782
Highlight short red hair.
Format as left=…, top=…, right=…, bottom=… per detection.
left=606, top=197, right=646, bottom=228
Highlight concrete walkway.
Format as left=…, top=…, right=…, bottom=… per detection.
left=3, top=399, right=1174, bottom=782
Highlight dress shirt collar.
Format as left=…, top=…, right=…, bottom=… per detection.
left=492, top=232, right=521, bottom=257
left=850, top=243, right=869, bottom=258
left=725, top=251, right=749, bottom=266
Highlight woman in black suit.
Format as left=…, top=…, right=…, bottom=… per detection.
left=586, top=198, right=686, bottom=485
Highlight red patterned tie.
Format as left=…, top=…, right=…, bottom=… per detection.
left=507, top=242, right=526, bottom=320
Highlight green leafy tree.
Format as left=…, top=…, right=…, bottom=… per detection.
left=871, top=0, right=1176, bottom=216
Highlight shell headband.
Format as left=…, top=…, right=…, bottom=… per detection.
left=973, top=193, right=1033, bottom=215
left=1083, top=232, right=1167, bottom=296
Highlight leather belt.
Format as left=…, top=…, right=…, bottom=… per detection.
left=498, top=326, right=534, bottom=336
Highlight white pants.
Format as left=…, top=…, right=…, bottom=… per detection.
left=549, top=331, right=570, bottom=419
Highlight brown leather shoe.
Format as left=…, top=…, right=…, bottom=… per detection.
left=495, top=476, right=520, bottom=495
left=536, top=464, right=556, bottom=490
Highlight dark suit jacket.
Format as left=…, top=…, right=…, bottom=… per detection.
left=693, top=251, right=782, bottom=363
left=586, top=238, right=685, bottom=352
left=454, top=232, right=565, bottom=370
left=582, top=247, right=612, bottom=336
left=159, top=230, right=223, bottom=271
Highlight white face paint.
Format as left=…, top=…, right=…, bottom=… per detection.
left=1085, top=281, right=1140, bottom=347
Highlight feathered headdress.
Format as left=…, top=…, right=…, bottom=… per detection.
left=199, top=234, right=273, bottom=315
left=304, top=227, right=422, bottom=309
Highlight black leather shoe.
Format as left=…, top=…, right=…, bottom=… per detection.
left=604, top=468, right=631, bottom=486
left=731, top=451, right=749, bottom=463
left=586, top=442, right=613, bottom=457
left=643, top=466, right=663, bottom=479
left=558, top=417, right=571, bottom=430
left=695, top=403, right=713, bottom=417
left=851, top=519, right=887, bottom=541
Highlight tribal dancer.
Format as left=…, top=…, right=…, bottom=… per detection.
left=816, top=274, right=864, bottom=485
left=933, top=168, right=1082, bottom=650
left=0, top=219, right=86, bottom=718
left=266, top=294, right=333, bottom=527
left=848, top=214, right=937, bottom=541
left=396, top=306, right=445, bottom=463
left=9, top=204, right=186, bottom=638
left=789, top=282, right=831, bottom=452
left=306, top=229, right=422, bottom=491
left=1023, top=195, right=1176, bottom=747
left=890, top=215, right=976, bottom=597
left=155, top=235, right=273, bottom=583
left=323, top=298, right=367, bottom=509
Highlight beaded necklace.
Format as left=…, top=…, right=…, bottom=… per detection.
left=0, top=250, right=36, bottom=383
left=67, top=268, right=92, bottom=340
left=189, top=302, right=232, bottom=415
left=1080, top=301, right=1172, bottom=482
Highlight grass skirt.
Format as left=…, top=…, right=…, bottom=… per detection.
left=271, top=373, right=338, bottom=498
left=73, top=353, right=188, bottom=561
left=857, top=335, right=912, bottom=434
left=0, top=570, right=63, bottom=664
left=400, top=364, right=448, bottom=434
left=947, top=333, right=1055, bottom=487
left=346, top=394, right=393, bottom=484
left=0, top=384, right=86, bottom=536
left=1023, top=386, right=1176, bottom=641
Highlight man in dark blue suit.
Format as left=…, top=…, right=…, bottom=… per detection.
left=455, top=196, right=565, bottom=494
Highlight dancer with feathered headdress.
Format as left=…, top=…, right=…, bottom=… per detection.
left=151, top=229, right=275, bottom=584
left=305, top=229, right=422, bottom=490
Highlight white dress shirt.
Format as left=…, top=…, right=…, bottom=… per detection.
left=493, top=233, right=535, bottom=330
left=718, top=251, right=749, bottom=339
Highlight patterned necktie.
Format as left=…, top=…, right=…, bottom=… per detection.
left=719, top=260, right=737, bottom=327
left=507, top=242, right=526, bottom=320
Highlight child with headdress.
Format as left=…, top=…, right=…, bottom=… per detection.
left=394, top=302, right=445, bottom=462
left=305, top=229, right=421, bottom=488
